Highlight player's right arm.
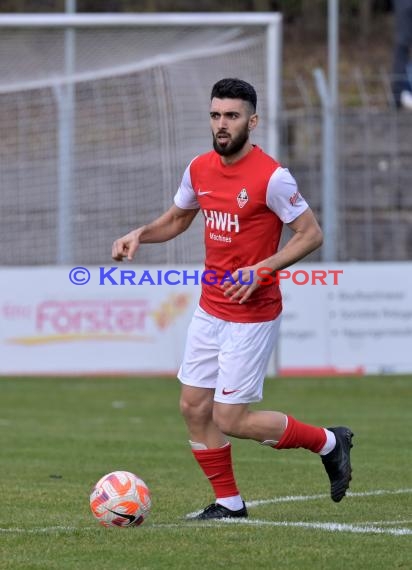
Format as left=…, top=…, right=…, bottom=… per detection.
left=112, top=204, right=198, bottom=262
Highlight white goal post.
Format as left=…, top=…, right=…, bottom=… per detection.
left=0, top=13, right=282, bottom=266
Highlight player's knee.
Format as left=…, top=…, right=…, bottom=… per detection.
left=212, top=407, right=245, bottom=437
left=179, top=394, right=213, bottom=424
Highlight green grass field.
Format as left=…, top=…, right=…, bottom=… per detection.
left=1, top=375, right=411, bottom=570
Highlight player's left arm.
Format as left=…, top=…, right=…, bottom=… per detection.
left=223, top=209, right=322, bottom=303
left=223, top=167, right=322, bottom=303
left=265, top=207, right=323, bottom=271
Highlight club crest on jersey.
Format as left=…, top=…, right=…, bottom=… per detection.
left=237, top=188, right=249, bottom=208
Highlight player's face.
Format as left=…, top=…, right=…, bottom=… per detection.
left=210, top=98, right=257, bottom=157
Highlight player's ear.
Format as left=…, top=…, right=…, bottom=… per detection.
left=248, top=113, right=258, bottom=132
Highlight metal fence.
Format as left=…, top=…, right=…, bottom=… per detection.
left=280, top=70, right=412, bottom=261
left=0, top=62, right=411, bottom=265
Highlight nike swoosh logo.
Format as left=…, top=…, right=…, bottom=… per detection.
left=107, top=508, right=137, bottom=524
left=198, top=191, right=212, bottom=196
left=222, top=388, right=240, bottom=395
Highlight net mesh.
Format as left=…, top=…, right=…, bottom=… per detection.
left=0, top=25, right=271, bottom=265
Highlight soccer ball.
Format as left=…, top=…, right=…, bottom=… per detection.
left=90, top=470, right=151, bottom=527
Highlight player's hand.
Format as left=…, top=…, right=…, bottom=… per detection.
left=221, top=265, right=272, bottom=304
left=111, top=228, right=144, bottom=262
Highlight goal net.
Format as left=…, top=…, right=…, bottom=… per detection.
left=0, top=13, right=282, bottom=266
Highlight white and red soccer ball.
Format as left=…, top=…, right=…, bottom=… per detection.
left=90, top=470, right=151, bottom=527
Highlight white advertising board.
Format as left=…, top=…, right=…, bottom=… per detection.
left=279, top=262, right=412, bottom=374
left=0, top=266, right=199, bottom=375
left=0, top=263, right=411, bottom=375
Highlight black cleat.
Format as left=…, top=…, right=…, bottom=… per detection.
left=321, top=426, right=354, bottom=503
left=191, top=501, right=248, bottom=520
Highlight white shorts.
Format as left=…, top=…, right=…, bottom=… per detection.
left=177, top=306, right=281, bottom=404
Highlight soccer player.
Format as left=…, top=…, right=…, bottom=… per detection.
left=392, top=0, right=412, bottom=110
left=112, top=78, right=354, bottom=519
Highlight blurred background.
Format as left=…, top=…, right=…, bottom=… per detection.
left=0, top=1, right=411, bottom=375
left=1, top=1, right=410, bottom=265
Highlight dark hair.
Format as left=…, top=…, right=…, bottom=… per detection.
left=210, top=78, right=257, bottom=112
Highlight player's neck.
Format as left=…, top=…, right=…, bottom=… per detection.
left=220, top=142, right=254, bottom=166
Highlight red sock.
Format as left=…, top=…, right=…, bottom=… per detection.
left=191, top=442, right=239, bottom=499
left=274, top=415, right=326, bottom=453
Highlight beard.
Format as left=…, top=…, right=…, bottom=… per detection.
left=212, top=124, right=250, bottom=157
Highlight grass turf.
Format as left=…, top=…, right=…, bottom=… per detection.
left=0, top=375, right=411, bottom=570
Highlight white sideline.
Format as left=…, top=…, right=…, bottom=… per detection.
left=185, top=487, right=412, bottom=517
left=210, top=519, right=412, bottom=536
left=2, top=520, right=411, bottom=537
left=245, top=487, right=412, bottom=508
left=0, top=526, right=96, bottom=534
left=1, top=488, right=411, bottom=536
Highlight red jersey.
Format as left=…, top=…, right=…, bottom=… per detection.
left=174, top=145, right=308, bottom=323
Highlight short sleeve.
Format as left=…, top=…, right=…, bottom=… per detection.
left=174, top=160, right=200, bottom=210
left=266, top=167, right=309, bottom=223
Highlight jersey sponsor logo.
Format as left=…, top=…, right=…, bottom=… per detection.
left=203, top=209, right=240, bottom=233
left=237, top=188, right=249, bottom=208
left=289, top=191, right=301, bottom=206
left=222, top=388, right=240, bottom=395
left=209, top=232, right=232, bottom=243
